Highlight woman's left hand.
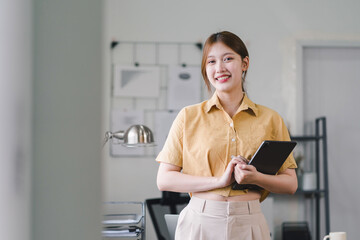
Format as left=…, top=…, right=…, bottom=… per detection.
left=233, top=162, right=260, bottom=185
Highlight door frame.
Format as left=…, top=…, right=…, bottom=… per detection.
left=295, top=39, right=360, bottom=134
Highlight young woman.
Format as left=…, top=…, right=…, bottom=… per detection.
left=156, top=31, right=297, bottom=240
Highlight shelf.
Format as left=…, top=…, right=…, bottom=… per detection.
left=296, top=189, right=326, bottom=194
left=291, top=136, right=322, bottom=141
left=290, top=117, right=330, bottom=240
left=295, top=189, right=326, bottom=198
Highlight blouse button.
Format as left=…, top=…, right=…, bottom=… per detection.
left=231, top=138, right=235, bottom=142
left=230, top=123, right=234, bottom=127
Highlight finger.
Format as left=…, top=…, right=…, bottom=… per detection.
left=240, top=164, right=256, bottom=171
left=231, top=157, right=245, bottom=163
left=234, top=155, right=249, bottom=164
left=234, top=165, right=246, bottom=177
left=235, top=165, right=247, bottom=173
left=239, top=156, right=250, bottom=164
left=234, top=168, right=244, bottom=183
left=230, top=158, right=243, bottom=165
left=225, top=159, right=240, bottom=173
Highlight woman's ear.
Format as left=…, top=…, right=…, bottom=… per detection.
left=242, top=56, right=249, bottom=71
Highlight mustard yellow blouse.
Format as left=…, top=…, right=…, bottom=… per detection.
left=156, top=93, right=297, bottom=202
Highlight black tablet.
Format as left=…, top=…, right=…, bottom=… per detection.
left=232, top=140, right=297, bottom=190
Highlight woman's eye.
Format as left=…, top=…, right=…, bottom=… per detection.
left=208, top=60, right=215, bottom=64
left=224, top=57, right=233, bottom=62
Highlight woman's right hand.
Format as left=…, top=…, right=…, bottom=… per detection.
left=217, top=157, right=245, bottom=188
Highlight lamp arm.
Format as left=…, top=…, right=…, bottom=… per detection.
left=111, top=130, right=125, bottom=140
left=103, top=130, right=125, bottom=148
left=105, top=130, right=125, bottom=140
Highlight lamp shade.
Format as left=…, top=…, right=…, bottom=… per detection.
left=122, top=125, right=155, bottom=147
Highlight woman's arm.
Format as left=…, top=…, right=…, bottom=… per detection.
left=234, top=164, right=298, bottom=194
left=157, top=158, right=242, bottom=193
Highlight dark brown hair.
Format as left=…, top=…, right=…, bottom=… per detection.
left=201, top=31, right=249, bottom=92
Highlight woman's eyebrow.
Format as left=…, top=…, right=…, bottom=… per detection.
left=207, top=52, right=235, bottom=58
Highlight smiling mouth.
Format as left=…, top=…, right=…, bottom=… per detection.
left=216, top=75, right=230, bottom=83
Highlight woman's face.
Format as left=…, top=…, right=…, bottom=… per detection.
left=205, top=42, right=248, bottom=95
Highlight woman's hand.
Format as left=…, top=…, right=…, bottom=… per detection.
left=231, top=155, right=260, bottom=185
left=217, top=158, right=243, bottom=188
left=234, top=163, right=260, bottom=184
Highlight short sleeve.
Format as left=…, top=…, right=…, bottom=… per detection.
left=155, top=109, right=185, bottom=167
left=277, top=117, right=297, bottom=173
left=260, top=116, right=297, bottom=202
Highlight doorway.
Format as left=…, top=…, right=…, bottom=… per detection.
left=302, top=45, right=360, bottom=240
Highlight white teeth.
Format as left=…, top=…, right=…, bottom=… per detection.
left=217, top=76, right=229, bottom=81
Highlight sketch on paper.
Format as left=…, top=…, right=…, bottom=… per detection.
left=113, top=65, right=161, bottom=98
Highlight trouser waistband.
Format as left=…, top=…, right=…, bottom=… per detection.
left=188, top=196, right=261, bottom=216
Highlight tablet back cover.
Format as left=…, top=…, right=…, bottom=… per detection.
left=250, top=140, right=297, bottom=175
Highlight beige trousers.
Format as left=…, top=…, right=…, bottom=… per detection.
left=175, top=196, right=270, bottom=240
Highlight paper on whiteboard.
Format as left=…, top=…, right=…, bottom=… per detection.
left=113, top=65, right=160, bottom=98
left=111, top=109, right=145, bottom=156
left=154, top=110, right=179, bottom=155
left=167, top=66, right=201, bottom=110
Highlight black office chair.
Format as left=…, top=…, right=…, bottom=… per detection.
left=146, top=192, right=190, bottom=240
left=282, top=222, right=312, bottom=240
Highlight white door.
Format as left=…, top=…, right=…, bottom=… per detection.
left=303, top=46, right=360, bottom=240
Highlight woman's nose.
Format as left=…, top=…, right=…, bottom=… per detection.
left=216, top=61, right=225, bottom=72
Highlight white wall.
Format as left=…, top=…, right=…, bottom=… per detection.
left=0, top=1, right=32, bottom=240
left=103, top=0, right=360, bottom=239
left=32, top=1, right=103, bottom=240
